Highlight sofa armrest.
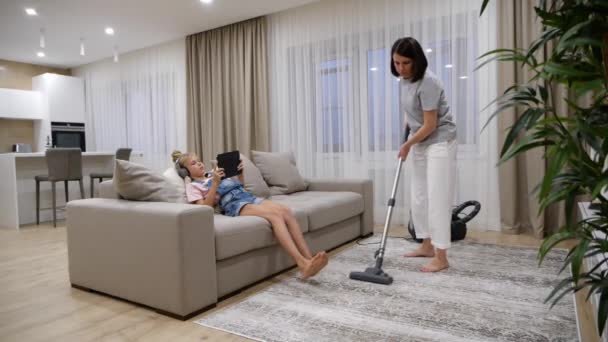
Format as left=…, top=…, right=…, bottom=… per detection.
left=98, top=180, right=120, bottom=199
left=306, top=178, right=374, bottom=236
left=66, top=198, right=217, bottom=319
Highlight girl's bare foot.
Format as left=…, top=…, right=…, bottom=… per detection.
left=421, top=257, right=449, bottom=272
left=404, top=246, right=435, bottom=257
left=299, top=260, right=315, bottom=280
left=312, top=251, right=329, bottom=268
left=309, top=253, right=327, bottom=276
left=300, top=253, right=327, bottom=279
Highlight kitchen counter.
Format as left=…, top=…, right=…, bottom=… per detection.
left=11, top=152, right=116, bottom=157
left=0, top=151, right=143, bottom=229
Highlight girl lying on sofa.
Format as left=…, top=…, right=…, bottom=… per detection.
left=171, top=150, right=328, bottom=280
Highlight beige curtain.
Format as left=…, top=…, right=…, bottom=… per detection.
left=497, top=0, right=568, bottom=238
left=186, top=17, right=269, bottom=162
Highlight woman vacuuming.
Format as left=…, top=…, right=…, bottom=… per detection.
left=392, top=37, right=457, bottom=272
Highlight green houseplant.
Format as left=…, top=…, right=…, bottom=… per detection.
left=478, top=0, right=608, bottom=335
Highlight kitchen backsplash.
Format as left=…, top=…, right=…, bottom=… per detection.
left=0, top=59, right=70, bottom=91
left=0, top=119, right=34, bottom=153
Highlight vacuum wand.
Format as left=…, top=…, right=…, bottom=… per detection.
left=349, top=125, right=410, bottom=285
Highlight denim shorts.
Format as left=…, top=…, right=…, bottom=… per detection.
left=220, top=187, right=264, bottom=217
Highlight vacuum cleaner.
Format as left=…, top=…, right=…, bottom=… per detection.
left=349, top=126, right=411, bottom=285
left=408, top=200, right=481, bottom=243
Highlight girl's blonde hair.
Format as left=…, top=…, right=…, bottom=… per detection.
left=171, top=150, right=195, bottom=167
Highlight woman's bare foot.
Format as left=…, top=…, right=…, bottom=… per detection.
left=421, top=257, right=449, bottom=272
left=404, top=246, right=435, bottom=257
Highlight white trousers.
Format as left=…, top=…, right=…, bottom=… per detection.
left=410, top=139, right=457, bottom=249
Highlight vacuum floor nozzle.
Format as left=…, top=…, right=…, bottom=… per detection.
left=349, top=267, right=393, bottom=285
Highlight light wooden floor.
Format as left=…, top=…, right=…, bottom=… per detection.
left=0, top=222, right=599, bottom=342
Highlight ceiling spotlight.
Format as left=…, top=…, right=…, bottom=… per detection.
left=40, top=28, right=45, bottom=49
left=80, top=38, right=85, bottom=56
left=37, top=51, right=45, bottom=58
left=105, top=27, right=115, bottom=35
left=445, top=64, right=453, bottom=68
left=459, top=76, right=468, bottom=80
left=200, top=0, right=213, bottom=3
left=25, top=8, right=37, bottom=16
left=425, top=48, right=433, bottom=53
left=369, top=67, right=378, bottom=71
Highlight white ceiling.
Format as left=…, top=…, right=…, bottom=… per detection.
left=0, top=0, right=318, bottom=69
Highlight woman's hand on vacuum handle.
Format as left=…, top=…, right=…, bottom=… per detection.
left=398, top=143, right=411, bottom=161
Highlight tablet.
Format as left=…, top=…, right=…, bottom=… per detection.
left=216, top=150, right=240, bottom=178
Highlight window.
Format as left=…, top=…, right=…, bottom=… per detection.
left=305, top=11, right=479, bottom=155
left=318, top=58, right=352, bottom=153
left=365, top=40, right=479, bottom=149
left=425, top=37, right=478, bottom=145
left=367, top=48, right=402, bottom=151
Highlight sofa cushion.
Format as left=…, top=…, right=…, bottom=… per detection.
left=270, top=191, right=364, bottom=231
left=240, top=154, right=271, bottom=198
left=113, top=160, right=183, bottom=203
left=251, top=151, right=308, bottom=195
left=214, top=208, right=309, bottom=261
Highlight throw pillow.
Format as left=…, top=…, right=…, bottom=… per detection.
left=162, top=166, right=188, bottom=203
left=240, top=153, right=271, bottom=198
left=113, top=160, right=182, bottom=203
left=251, top=151, right=308, bottom=195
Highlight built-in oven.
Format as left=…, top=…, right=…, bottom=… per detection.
left=51, top=122, right=86, bottom=151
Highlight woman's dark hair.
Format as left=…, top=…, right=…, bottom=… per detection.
left=390, top=37, right=428, bottom=82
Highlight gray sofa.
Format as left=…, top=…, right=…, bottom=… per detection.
left=66, top=178, right=373, bottom=319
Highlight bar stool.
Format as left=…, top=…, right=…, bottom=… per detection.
left=35, top=148, right=85, bottom=227
left=89, top=148, right=132, bottom=198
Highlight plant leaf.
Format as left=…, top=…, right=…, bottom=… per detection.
left=556, top=19, right=595, bottom=52
left=480, top=0, right=491, bottom=16
left=558, top=37, right=604, bottom=50
left=528, top=27, right=561, bottom=59
left=539, top=230, right=577, bottom=265
left=571, top=239, right=591, bottom=282
left=592, top=179, right=608, bottom=199
left=499, top=138, right=553, bottom=163
left=538, top=85, right=548, bottom=102
left=501, top=108, right=545, bottom=157
left=540, top=146, right=568, bottom=200
left=546, top=278, right=576, bottom=307
left=599, top=288, right=608, bottom=336
left=544, top=62, right=601, bottom=78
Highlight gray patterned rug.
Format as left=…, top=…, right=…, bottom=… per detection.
left=195, top=238, right=578, bottom=342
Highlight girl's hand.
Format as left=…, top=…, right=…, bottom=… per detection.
left=237, top=160, right=244, bottom=174
left=213, top=166, right=225, bottom=183
left=398, top=143, right=410, bottom=160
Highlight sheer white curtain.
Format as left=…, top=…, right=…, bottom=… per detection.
left=268, top=0, right=500, bottom=230
left=73, top=38, right=187, bottom=172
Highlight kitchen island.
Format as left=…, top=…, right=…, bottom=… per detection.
left=0, top=152, right=142, bottom=229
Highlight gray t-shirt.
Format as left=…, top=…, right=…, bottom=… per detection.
left=400, top=70, right=457, bottom=146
